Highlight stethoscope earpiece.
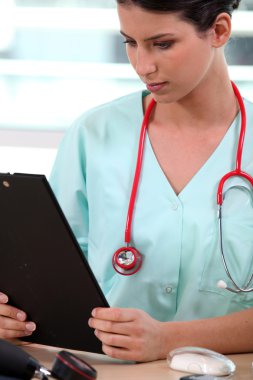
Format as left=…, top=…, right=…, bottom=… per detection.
left=216, top=280, right=227, bottom=289
left=112, top=246, right=142, bottom=275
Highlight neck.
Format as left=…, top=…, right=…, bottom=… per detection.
left=152, top=67, right=239, bottom=131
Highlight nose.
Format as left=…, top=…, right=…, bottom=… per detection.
left=134, top=48, right=157, bottom=77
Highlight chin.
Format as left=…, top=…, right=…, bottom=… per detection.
left=153, top=94, right=177, bottom=104
left=154, top=87, right=192, bottom=104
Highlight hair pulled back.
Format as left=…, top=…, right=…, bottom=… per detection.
left=116, top=0, right=241, bottom=32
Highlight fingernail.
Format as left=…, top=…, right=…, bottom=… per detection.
left=0, top=293, right=8, bottom=303
left=91, top=309, right=96, bottom=317
left=25, top=322, right=36, bottom=332
left=17, top=311, right=26, bottom=321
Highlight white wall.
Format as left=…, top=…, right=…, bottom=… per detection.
left=0, top=130, right=63, bottom=177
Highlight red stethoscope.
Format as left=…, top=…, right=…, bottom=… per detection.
left=112, top=81, right=252, bottom=278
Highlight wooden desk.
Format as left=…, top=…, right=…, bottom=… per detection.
left=22, top=344, right=253, bottom=380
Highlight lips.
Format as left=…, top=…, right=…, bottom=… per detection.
left=146, top=82, right=167, bottom=93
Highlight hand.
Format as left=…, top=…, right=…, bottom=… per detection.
left=88, top=307, right=165, bottom=362
left=0, top=292, right=36, bottom=339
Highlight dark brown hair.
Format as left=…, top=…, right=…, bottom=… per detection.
left=116, top=0, right=241, bottom=32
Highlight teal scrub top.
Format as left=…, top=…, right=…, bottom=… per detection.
left=50, top=90, right=253, bottom=322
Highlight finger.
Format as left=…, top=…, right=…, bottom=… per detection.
left=0, top=316, right=36, bottom=333
left=0, top=293, right=8, bottom=303
left=89, top=317, right=131, bottom=335
left=94, top=329, right=132, bottom=350
left=0, top=304, right=27, bottom=321
left=0, top=328, right=33, bottom=340
left=91, top=307, right=137, bottom=322
left=101, top=343, right=138, bottom=362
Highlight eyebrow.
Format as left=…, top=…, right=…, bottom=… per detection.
left=120, top=31, right=175, bottom=41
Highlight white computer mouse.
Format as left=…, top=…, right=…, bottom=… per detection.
left=167, top=346, right=236, bottom=376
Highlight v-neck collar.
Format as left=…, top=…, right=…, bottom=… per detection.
left=137, top=91, right=242, bottom=201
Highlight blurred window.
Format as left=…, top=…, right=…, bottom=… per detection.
left=0, top=0, right=252, bottom=132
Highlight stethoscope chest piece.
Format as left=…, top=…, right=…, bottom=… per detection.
left=112, top=246, right=142, bottom=275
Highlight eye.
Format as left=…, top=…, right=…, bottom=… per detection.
left=123, top=39, right=137, bottom=47
left=154, top=41, right=175, bottom=49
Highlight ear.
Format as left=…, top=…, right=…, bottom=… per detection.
left=210, top=12, right=232, bottom=47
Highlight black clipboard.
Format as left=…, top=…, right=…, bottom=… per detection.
left=0, top=173, right=109, bottom=353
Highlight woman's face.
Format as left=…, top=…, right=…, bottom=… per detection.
left=117, top=4, right=218, bottom=104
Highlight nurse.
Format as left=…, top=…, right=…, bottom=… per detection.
left=1, top=0, right=253, bottom=362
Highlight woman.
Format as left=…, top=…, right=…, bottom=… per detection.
left=1, top=0, right=253, bottom=362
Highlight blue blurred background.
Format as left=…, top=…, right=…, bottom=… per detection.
left=0, top=0, right=252, bottom=176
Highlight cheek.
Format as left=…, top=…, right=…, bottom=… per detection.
left=170, top=43, right=213, bottom=80
left=126, top=47, right=136, bottom=68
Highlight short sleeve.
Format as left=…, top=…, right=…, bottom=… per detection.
left=49, top=119, right=89, bottom=258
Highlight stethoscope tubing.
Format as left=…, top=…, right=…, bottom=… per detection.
left=112, top=98, right=155, bottom=275
left=217, top=82, right=253, bottom=205
left=125, top=98, right=156, bottom=244
left=114, top=81, right=253, bottom=291
left=218, top=203, right=253, bottom=293
left=216, top=82, right=253, bottom=292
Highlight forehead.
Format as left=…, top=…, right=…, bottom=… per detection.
left=117, top=4, right=195, bottom=37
